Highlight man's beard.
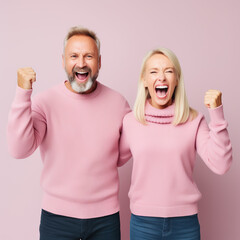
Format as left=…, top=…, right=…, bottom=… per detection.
left=66, top=66, right=99, bottom=93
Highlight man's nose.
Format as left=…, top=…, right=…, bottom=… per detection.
left=76, top=56, right=86, bottom=68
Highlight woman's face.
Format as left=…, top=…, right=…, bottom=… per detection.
left=143, top=53, right=178, bottom=109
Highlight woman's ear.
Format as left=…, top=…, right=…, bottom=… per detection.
left=175, top=73, right=179, bottom=86
left=143, top=77, right=147, bottom=87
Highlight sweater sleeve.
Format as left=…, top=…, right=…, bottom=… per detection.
left=7, top=87, right=47, bottom=159
left=196, top=105, right=232, bottom=175
left=118, top=114, right=132, bottom=167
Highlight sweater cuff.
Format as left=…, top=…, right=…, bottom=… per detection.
left=14, top=86, right=33, bottom=102
left=208, top=105, right=225, bottom=124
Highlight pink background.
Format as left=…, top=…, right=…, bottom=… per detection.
left=1, top=0, right=239, bottom=239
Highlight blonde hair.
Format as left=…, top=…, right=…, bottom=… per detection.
left=63, top=26, right=100, bottom=56
left=133, top=47, right=197, bottom=125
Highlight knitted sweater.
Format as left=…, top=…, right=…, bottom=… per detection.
left=7, top=81, right=130, bottom=218
left=118, top=101, right=232, bottom=217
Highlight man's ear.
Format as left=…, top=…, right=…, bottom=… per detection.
left=62, top=54, right=65, bottom=69
left=98, top=55, right=101, bottom=69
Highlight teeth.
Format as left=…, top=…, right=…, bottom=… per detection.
left=156, top=86, right=168, bottom=90
left=76, top=72, right=87, bottom=74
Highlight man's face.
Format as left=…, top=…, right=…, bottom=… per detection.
left=63, top=35, right=101, bottom=94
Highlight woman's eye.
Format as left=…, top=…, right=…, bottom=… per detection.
left=166, top=70, right=173, bottom=73
left=150, top=71, right=157, bottom=74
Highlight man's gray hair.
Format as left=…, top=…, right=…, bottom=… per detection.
left=63, top=26, right=100, bottom=55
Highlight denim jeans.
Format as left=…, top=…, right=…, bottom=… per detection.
left=39, top=209, right=120, bottom=240
left=130, top=213, right=200, bottom=240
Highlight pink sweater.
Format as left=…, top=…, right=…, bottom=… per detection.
left=119, top=101, right=232, bottom=217
left=7, top=81, right=130, bottom=219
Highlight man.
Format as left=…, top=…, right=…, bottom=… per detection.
left=7, top=26, right=130, bottom=240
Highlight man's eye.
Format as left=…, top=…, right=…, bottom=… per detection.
left=71, top=55, right=77, bottom=58
left=86, top=55, right=93, bottom=59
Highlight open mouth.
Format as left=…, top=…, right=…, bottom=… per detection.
left=155, top=85, right=168, bottom=98
left=75, top=71, right=89, bottom=82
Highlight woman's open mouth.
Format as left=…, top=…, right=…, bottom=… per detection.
left=155, top=85, right=168, bottom=99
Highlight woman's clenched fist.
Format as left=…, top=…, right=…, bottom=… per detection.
left=204, top=90, right=222, bottom=109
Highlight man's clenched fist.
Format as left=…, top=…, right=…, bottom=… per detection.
left=17, top=67, right=36, bottom=89
left=204, top=90, right=222, bottom=109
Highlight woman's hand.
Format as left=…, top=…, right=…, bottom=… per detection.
left=204, top=90, right=222, bottom=109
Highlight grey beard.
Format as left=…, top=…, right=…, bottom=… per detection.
left=70, top=77, right=95, bottom=93
left=66, top=67, right=99, bottom=93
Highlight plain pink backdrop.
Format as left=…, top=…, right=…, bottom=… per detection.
left=1, top=0, right=239, bottom=239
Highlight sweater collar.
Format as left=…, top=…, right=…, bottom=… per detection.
left=145, top=100, right=175, bottom=124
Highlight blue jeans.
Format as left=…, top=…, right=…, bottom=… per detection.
left=130, top=213, right=200, bottom=240
left=39, top=209, right=120, bottom=240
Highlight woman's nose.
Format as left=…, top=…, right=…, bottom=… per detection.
left=157, top=72, right=165, bottom=81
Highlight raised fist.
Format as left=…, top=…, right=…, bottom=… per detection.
left=204, top=90, right=222, bottom=109
left=17, top=67, right=36, bottom=89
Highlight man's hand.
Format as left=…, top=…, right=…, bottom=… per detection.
left=204, top=90, right=222, bottom=109
left=17, top=67, right=36, bottom=89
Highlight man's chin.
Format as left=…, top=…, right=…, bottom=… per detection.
left=71, top=79, right=95, bottom=93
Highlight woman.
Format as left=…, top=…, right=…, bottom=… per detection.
left=119, top=48, right=232, bottom=240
